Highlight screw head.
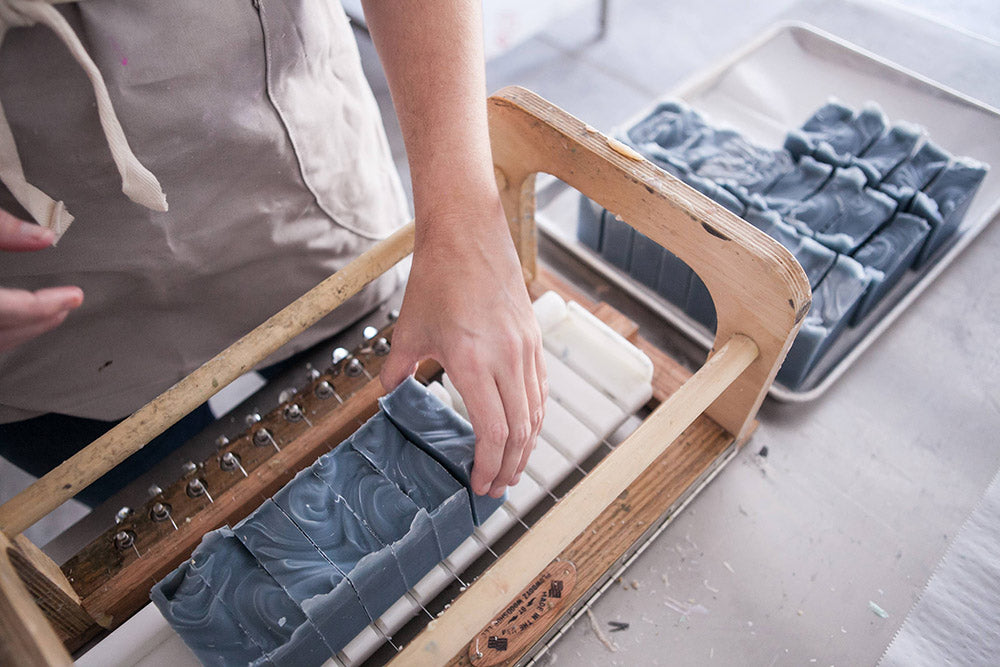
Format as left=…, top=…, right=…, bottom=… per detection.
left=181, top=461, right=197, bottom=475
left=147, top=484, right=163, bottom=498
left=345, top=358, right=364, bottom=377
left=114, top=531, right=135, bottom=550
left=220, top=452, right=239, bottom=471
left=373, top=337, right=391, bottom=356
left=363, top=325, right=379, bottom=340
left=283, top=404, right=304, bottom=422
left=331, top=347, right=350, bottom=364
left=115, top=507, right=132, bottom=525
left=315, top=381, right=334, bottom=399
left=150, top=503, right=171, bottom=522
left=186, top=478, right=206, bottom=497
left=252, top=429, right=272, bottom=447
left=245, top=412, right=262, bottom=426
left=215, top=435, right=230, bottom=449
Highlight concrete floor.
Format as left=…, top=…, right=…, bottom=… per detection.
left=356, top=1, right=1000, bottom=665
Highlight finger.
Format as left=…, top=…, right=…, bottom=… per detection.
left=449, top=362, right=507, bottom=496
left=0, top=286, right=83, bottom=327
left=0, top=310, right=69, bottom=353
left=513, top=348, right=544, bottom=483
left=0, top=209, right=54, bottom=252
left=379, top=332, right=421, bottom=392
left=489, top=356, right=532, bottom=497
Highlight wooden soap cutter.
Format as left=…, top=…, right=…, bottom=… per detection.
left=0, top=86, right=810, bottom=666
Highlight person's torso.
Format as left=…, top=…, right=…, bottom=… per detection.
left=0, top=0, right=406, bottom=421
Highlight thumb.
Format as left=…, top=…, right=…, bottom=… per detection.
left=0, top=210, right=55, bottom=252
left=380, top=339, right=421, bottom=392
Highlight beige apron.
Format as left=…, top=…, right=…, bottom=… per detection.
left=0, top=0, right=407, bottom=421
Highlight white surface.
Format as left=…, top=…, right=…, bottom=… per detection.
left=524, top=437, right=575, bottom=489
left=474, top=505, right=519, bottom=544
left=505, top=473, right=547, bottom=516
left=880, top=469, right=1000, bottom=666
left=540, top=396, right=601, bottom=465
left=541, top=300, right=654, bottom=413
left=75, top=603, right=198, bottom=667
left=444, top=535, right=486, bottom=574
left=542, top=349, right=625, bottom=435
left=338, top=625, right=382, bottom=667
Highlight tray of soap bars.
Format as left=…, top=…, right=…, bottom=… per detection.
left=535, top=22, right=1000, bottom=401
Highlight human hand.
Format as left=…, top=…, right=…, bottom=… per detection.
left=380, top=198, right=547, bottom=498
left=0, top=209, right=83, bottom=353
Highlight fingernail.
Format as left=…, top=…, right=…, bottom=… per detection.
left=511, top=473, right=522, bottom=485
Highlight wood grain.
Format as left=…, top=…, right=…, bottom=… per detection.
left=0, top=534, right=72, bottom=666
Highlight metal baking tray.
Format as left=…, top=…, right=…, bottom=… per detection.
left=536, top=21, right=1000, bottom=401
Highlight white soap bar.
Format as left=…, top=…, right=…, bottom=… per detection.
left=525, top=437, right=575, bottom=490
left=474, top=505, right=518, bottom=544
left=544, top=300, right=654, bottom=414
left=338, top=625, right=382, bottom=667
left=411, top=564, right=452, bottom=606
left=375, top=594, right=419, bottom=636
left=541, top=396, right=600, bottom=465
left=425, top=380, right=453, bottom=409
left=441, top=374, right=470, bottom=421
left=543, top=349, right=626, bottom=436
left=532, top=290, right=569, bottom=333
left=444, top=535, right=486, bottom=574
left=505, top=473, right=546, bottom=517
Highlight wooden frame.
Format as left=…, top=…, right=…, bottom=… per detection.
left=0, top=86, right=809, bottom=664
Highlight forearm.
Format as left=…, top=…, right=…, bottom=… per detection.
left=359, top=0, right=499, bottom=238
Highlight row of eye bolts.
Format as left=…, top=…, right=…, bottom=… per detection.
left=111, top=327, right=392, bottom=550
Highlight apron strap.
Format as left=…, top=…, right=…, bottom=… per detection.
left=0, top=0, right=168, bottom=241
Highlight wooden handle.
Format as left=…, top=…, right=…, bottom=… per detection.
left=488, top=87, right=811, bottom=444
left=0, top=223, right=416, bottom=536
left=391, top=334, right=758, bottom=665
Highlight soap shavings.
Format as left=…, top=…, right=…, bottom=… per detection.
left=869, top=601, right=890, bottom=619
left=586, top=609, right=618, bottom=652
left=607, top=137, right=645, bottom=161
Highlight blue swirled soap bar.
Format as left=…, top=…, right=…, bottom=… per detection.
left=349, top=411, right=474, bottom=559
left=380, top=377, right=505, bottom=525
left=578, top=97, right=988, bottom=389
left=154, top=379, right=493, bottom=664
left=151, top=560, right=266, bottom=667
left=233, top=500, right=370, bottom=653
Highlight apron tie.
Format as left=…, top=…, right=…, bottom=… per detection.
left=0, top=0, right=168, bottom=241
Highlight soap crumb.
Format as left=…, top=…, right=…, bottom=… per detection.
left=723, top=561, right=735, bottom=574
left=868, top=601, right=890, bottom=619
left=797, top=609, right=804, bottom=616
left=704, top=580, right=719, bottom=594
left=608, top=137, right=645, bottom=161
left=278, top=616, right=286, bottom=627
left=631, top=580, right=641, bottom=590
